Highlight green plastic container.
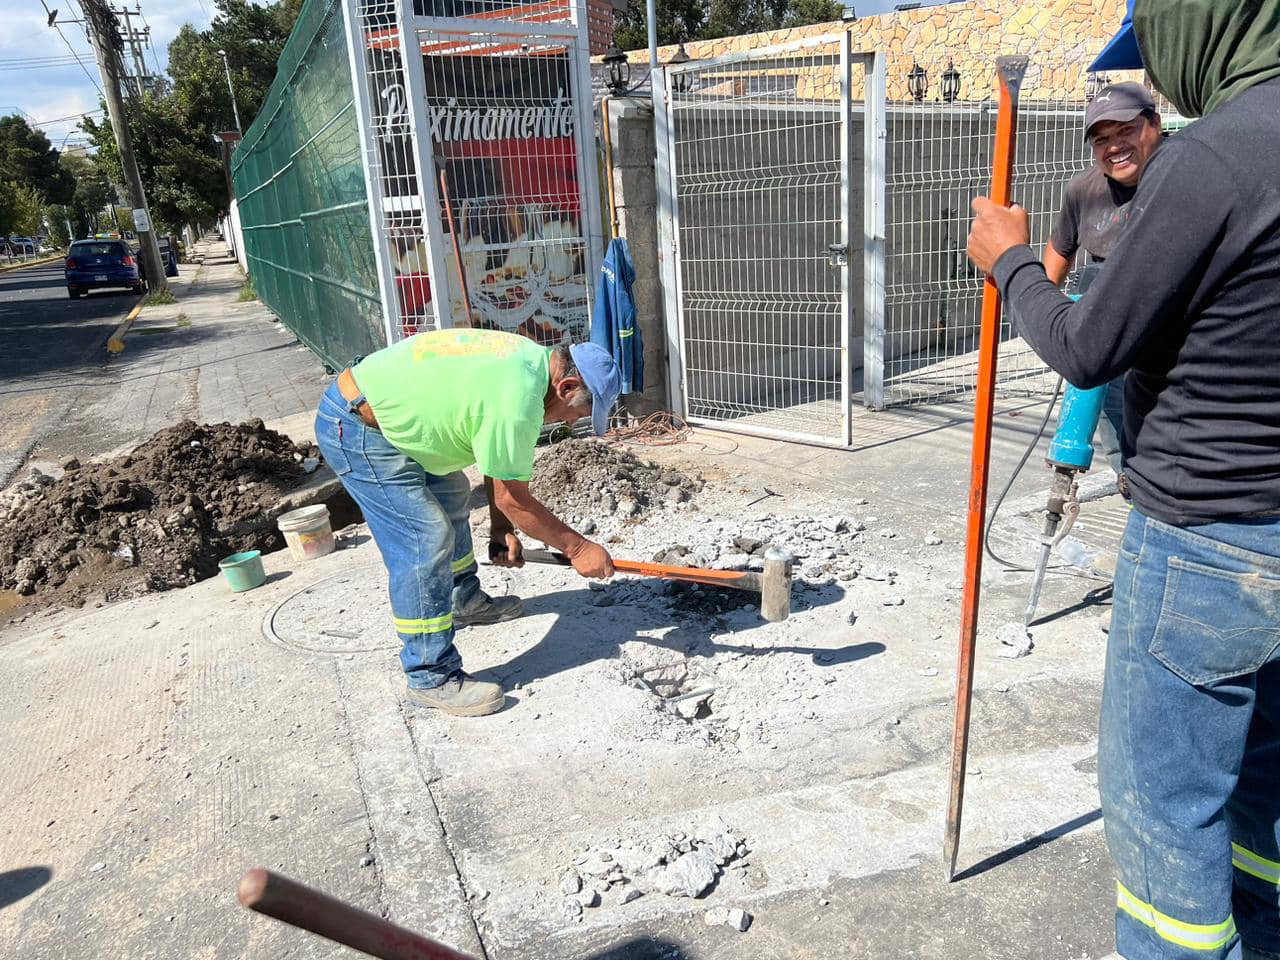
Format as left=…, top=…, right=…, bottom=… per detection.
left=219, top=550, right=266, bottom=592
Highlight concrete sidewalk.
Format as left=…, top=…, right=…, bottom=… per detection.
left=20, top=236, right=330, bottom=472
left=0, top=390, right=1125, bottom=960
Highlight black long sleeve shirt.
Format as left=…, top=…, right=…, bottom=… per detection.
left=993, top=78, right=1280, bottom=526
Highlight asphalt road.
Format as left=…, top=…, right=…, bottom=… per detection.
left=0, top=259, right=139, bottom=486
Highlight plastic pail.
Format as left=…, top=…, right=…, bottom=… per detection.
left=219, top=550, right=266, bottom=592
left=277, top=504, right=335, bottom=562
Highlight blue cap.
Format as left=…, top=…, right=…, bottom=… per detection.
left=1090, top=0, right=1143, bottom=72
left=568, top=342, right=622, bottom=437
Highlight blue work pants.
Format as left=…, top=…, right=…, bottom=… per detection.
left=1101, top=509, right=1280, bottom=959
left=313, top=382, right=481, bottom=689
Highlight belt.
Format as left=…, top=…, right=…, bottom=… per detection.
left=337, top=368, right=380, bottom=431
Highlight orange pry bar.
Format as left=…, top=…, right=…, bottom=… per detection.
left=943, top=54, right=1029, bottom=884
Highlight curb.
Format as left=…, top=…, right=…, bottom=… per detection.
left=0, top=253, right=64, bottom=273
left=106, top=299, right=145, bottom=354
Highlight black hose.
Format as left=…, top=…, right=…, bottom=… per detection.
left=982, top=377, right=1110, bottom=584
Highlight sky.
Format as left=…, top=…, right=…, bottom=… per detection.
left=0, top=0, right=919, bottom=154
left=0, top=0, right=215, bottom=152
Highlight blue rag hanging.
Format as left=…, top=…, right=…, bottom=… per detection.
left=590, top=237, right=642, bottom=394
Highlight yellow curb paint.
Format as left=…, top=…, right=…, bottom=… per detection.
left=106, top=300, right=145, bottom=354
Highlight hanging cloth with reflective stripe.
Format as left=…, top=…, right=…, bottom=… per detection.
left=590, top=237, right=642, bottom=395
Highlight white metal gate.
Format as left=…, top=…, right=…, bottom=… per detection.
left=343, top=0, right=603, bottom=345
left=659, top=37, right=884, bottom=446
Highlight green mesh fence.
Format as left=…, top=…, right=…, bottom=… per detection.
left=231, top=0, right=384, bottom=371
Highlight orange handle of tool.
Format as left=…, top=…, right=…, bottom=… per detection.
left=520, top=549, right=756, bottom=588
left=944, top=55, right=1028, bottom=883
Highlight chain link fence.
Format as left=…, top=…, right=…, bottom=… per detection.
left=231, top=0, right=385, bottom=372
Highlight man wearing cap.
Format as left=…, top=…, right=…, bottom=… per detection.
left=1043, top=81, right=1163, bottom=475
left=967, top=1, right=1280, bottom=957
left=314, top=330, right=621, bottom=716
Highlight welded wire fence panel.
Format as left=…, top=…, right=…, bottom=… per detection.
left=419, top=28, right=592, bottom=345
left=669, top=42, right=849, bottom=443
left=879, top=53, right=1093, bottom=405
left=232, top=0, right=384, bottom=371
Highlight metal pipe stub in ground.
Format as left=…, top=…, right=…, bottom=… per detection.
left=517, top=545, right=795, bottom=622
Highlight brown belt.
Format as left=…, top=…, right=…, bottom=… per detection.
left=337, top=368, right=380, bottom=431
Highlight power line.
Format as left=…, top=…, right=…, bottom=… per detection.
left=46, top=1, right=105, bottom=98
left=135, top=4, right=163, bottom=78
left=32, top=108, right=106, bottom=125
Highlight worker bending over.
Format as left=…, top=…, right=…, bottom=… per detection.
left=314, top=329, right=620, bottom=717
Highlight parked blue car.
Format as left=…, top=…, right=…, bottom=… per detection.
left=65, top=239, right=144, bottom=298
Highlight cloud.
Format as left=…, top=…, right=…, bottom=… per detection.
left=0, top=0, right=216, bottom=147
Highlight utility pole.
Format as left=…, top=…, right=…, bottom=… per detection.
left=111, top=5, right=150, bottom=97
left=77, top=0, right=166, bottom=292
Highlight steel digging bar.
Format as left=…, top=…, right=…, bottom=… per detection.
left=943, top=53, right=1029, bottom=883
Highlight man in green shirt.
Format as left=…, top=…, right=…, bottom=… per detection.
left=314, top=329, right=621, bottom=716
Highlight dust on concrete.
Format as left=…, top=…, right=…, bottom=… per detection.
left=531, top=439, right=703, bottom=527
left=0, top=419, right=319, bottom=612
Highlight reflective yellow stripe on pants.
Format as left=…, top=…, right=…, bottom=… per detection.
left=393, top=613, right=453, bottom=635
left=1116, top=882, right=1236, bottom=951
left=451, top=551, right=475, bottom=574
left=1233, top=843, right=1280, bottom=887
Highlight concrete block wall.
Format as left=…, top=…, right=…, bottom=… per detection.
left=604, top=98, right=668, bottom=418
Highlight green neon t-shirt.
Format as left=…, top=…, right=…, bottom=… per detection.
left=351, top=329, right=549, bottom=481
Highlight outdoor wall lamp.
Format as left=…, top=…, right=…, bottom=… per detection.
left=907, top=61, right=927, bottom=103
left=1085, top=71, right=1109, bottom=101
left=940, top=60, right=960, bottom=102
left=670, top=42, right=692, bottom=94
left=603, top=39, right=631, bottom=96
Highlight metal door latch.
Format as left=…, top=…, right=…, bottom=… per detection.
left=827, top=242, right=848, bottom=267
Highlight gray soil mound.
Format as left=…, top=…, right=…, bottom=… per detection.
left=532, top=439, right=703, bottom=521
left=0, top=420, right=317, bottom=608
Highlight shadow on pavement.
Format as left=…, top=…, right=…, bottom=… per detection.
left=951, top=808, right=1103, bottom=882
left=488, top=580, right=857, bottom=687
left=0, top=866, right=52, bottom=909
left=586, top=937, right=695, bottom=959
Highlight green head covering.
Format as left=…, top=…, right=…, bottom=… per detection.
left=1135, top=0, right=1280, bottom=117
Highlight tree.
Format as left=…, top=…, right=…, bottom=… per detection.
left=59, top=152, right=117, bottom=239
left=79, top=0, right=304, bottom=234
left=0, top=115, right=75, bottom=205
left=0, top=181, right=47, bottom=237
left=615, top=0, right=846, bottom=50
left=615, top=0, right=706, bottom=49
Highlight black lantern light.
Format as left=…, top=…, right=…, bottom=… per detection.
left=1084, top=71, right=1108, bottom=102
left=907, top=61, right=928, bottom=103
left=670, top=42, right=692, bottom=94
left=940, top=59, right=960, bottom=102
left=603, top=38, right=630, bottom=96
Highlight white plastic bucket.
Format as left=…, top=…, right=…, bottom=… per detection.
left=277, top=504, right=335, bottom=562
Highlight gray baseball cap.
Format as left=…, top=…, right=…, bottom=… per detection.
left=1085, top=81, right=1155, bottom=136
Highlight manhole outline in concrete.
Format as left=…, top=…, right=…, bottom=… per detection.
left=261, top=562, right=400, bottom=656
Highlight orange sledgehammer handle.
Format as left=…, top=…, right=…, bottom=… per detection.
left=944, top=55, right=1029, bottom=884
left=521, top=548, right=759, bottom=590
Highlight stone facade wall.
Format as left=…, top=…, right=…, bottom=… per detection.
left=633, top=0, right=1128, bottom=102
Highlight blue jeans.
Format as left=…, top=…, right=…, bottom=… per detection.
left=1101, top=508, right=1280, bottom=959
left=313, top=382, right=482, bottom=689
left=1096, top=373, right=1127, bottom=477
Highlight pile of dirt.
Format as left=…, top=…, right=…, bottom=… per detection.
left=0, top=420, right=318, bottom=608
left=532, top=440, right=703, bottom=522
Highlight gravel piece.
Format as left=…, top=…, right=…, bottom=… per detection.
left=559, top=870, right=582, bottom=895
left=995, top=621, right=1034, bottom=658
left=618, top=887, right=642, bottom=905
left=726, top=908, right=753, bottom=932
left=704, top=907, right=730, bottom=926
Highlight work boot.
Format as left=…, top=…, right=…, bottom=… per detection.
left=454, top=590, right=524, bottom=627
left=406, top=672, right=504, bottom=717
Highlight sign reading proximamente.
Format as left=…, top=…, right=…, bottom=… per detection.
left=426, top=89, right=576, bottom=144
left=419, top=50, right=587, bottom=344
